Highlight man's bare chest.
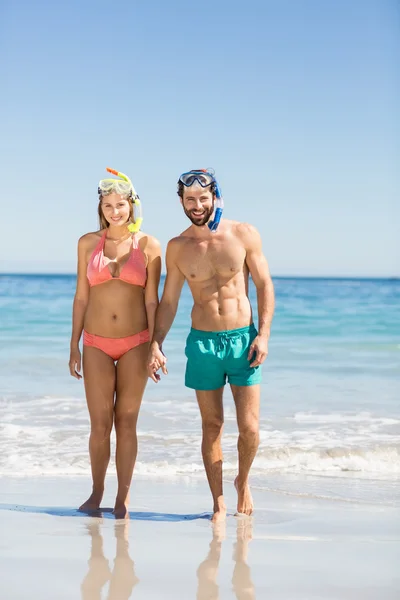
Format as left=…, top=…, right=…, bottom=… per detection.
left=177, top=241, right=246, bottom=281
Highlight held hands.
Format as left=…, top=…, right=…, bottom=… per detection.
left=147, top=342, right=168, bottom=383
left=248, top=335, right=269, bottom=368
left=69, top=347, right=82, bottom=380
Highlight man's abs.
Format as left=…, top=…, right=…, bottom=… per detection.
left=189, top=276, right=253, bottom=331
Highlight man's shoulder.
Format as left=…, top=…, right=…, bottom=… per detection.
left=223, top=220, right=260, bottom=241
left=167, top=227, right=194, bottom=246
left=166, top=233, right=190, bottom=254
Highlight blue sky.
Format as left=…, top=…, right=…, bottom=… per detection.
left=1, top=0, right=398, bottom=276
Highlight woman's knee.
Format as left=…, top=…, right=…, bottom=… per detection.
left=114, top=410, right=139, bottom=435
left=90, top=416, right=113, bottom=440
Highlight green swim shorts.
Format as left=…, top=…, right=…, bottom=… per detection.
left=184, top=324, right=262, bottom=390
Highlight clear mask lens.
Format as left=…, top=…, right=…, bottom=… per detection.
left=98, top=179, right=132, bottom=197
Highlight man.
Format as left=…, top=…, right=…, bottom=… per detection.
left=147, top=169, right=275, bottom=521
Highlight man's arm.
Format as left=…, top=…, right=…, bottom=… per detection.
left=148, top=239, right=185, bottom=381
left=240, top=223, right=275, bottom=365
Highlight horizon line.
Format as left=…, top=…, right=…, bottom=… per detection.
left=0, top=272, right=399, bottom=281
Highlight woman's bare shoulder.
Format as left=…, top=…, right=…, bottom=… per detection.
left=78, top=230, right=104, bottom=249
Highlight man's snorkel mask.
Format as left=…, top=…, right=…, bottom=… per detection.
left=179, top=168, right=224, bottom=232
left=98, top=167, right=143, bottom=233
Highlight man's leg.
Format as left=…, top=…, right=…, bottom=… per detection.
left=230, top=384, right=260, bottom=515
left=196, top=388, right=226, bottom=522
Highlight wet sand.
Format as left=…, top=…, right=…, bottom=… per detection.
left=0, top=476, right=399, bottom=599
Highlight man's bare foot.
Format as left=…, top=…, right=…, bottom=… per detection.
left=113, top=501, right=130, bottom=520
left=212, top=509, right=226, bottom=523
left=234, top=477, right=254, bottom=516
left=79, top=490, right=104, bottom=512
left=212, top=497, right=227, bottom=523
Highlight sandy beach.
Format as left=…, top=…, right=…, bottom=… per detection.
left=1, top=475, right=399, bottom=599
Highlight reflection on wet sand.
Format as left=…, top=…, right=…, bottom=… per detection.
left=197, top=519, right=255, bottom=600
left=81, top=517, right=254, bottom=600
left=81, top=521, right=138, bottom=600
left=232, top=520, right=256, bottom=600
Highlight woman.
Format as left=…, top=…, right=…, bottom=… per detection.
left=69, top=168, right=161, bottom=518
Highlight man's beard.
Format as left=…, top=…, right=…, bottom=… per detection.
left=183, top=202, right=215, bottom=227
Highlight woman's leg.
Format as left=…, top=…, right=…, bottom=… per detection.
left=113, top=341, right=149, bottom=518
left=80, top=346, right=116, bottom=511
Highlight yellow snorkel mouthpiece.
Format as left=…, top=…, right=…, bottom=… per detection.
left=104, top=167, right=143, bottom=233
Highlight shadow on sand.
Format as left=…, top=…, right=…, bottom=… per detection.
left=0, top=503, right=212, bottom=521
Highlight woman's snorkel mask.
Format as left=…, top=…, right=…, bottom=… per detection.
left=179, top=168, right=224, bottom=232
left=98, top=167, right=143, bottom=233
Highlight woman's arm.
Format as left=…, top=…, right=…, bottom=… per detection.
left=144, top=236, right=162, bottom=339
left=69, top=236, right=90, bottom=379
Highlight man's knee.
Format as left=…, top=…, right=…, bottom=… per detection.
left=238, top=420, right=259, bottom=444
left=202, top=416, right=224, bottom=440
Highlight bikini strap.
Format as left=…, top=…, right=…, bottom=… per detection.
left=88, top=230, right=107, bottom=266
left=131, top=232, right=138, bottom=249
left=101, top=229, right=108, bottom=247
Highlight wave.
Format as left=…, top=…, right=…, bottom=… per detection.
left=253, top=444, right=400, bottom=475
left=1, top=438, right=399, bottom=478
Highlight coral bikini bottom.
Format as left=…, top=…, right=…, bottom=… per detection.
left=83, top=329, right=150, bottom=361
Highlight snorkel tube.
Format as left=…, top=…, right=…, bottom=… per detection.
left=106, top=167, right=143, bottom=233
left=208, top=178, right=224, bottom=232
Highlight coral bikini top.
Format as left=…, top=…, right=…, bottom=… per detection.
left=87, top=230, right=147, bottom=288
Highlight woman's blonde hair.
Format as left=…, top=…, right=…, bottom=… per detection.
left=98, top=194, right=135, bottom=229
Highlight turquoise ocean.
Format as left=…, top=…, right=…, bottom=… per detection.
left=0, top=275, right=399, bottom=505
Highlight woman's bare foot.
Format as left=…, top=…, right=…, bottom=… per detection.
left=234, top=477, right=254, bottom=516
left=113, top=496, right=130, bottom=520
left=79, top=489, right=104, bottom=512
left=212, top=497, right=227, bottom=523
